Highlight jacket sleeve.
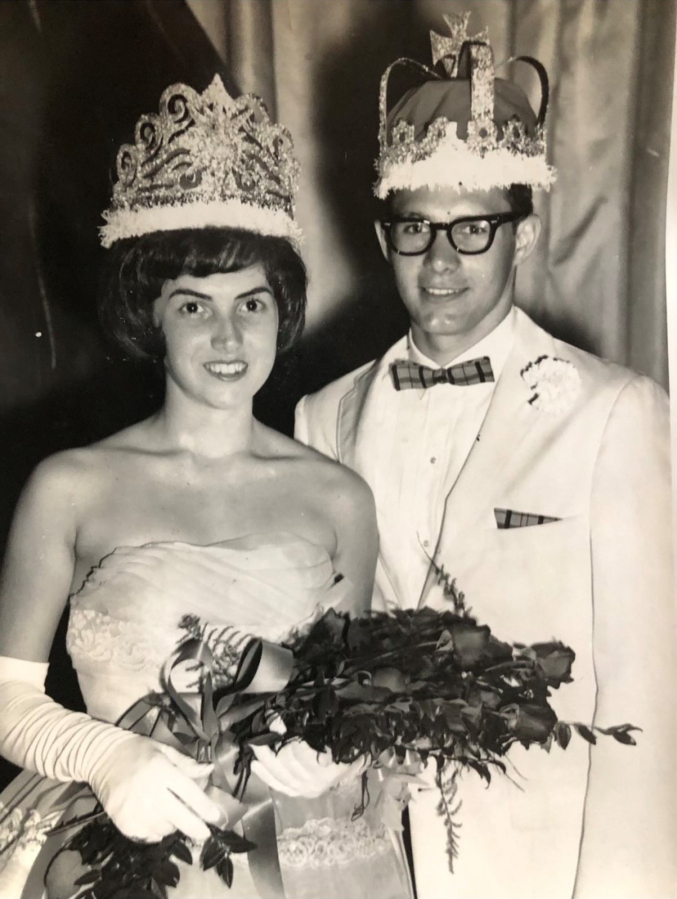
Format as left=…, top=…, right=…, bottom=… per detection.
left=294, top=392, right=340, bottom=461
left=294, top=394, right=310, bottom=446
left=574, top=375, right=676, bottom=897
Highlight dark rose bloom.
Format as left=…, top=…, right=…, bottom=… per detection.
left=371, top=667, right=409, bottom=692
left=450, top=623, right=513, bottom=669
left=507, top=703, right=557, bottom=743
left=450, top=622, right=491, bottom=668
left=530, top=642, right=575, bottom=685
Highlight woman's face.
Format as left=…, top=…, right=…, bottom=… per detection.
left=152, top=264, right=279, bottom=409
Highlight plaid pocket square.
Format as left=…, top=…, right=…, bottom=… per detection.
left=494, top=508, right=561, bottom=529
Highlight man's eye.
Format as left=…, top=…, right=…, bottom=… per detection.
left=457, top=221, right=490, bottom=236
left=402, top=221, right=428, bottom=235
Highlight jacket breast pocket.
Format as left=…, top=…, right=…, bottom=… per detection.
left=448, top=515, right=592, bottom=646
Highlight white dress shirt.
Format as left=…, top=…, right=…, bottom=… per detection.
left=364, top=307, right=516, bottom=607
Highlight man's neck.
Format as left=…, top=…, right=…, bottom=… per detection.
left=410, top=304, right=515, bottom=367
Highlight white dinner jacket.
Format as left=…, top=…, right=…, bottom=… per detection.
left=295, top=307, right=674, bottom=899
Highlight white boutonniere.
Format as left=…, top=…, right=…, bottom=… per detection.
left=521, top=356, right=582, bottom=416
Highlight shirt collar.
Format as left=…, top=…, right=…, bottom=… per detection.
left=407, top=305, right=516, bottom=383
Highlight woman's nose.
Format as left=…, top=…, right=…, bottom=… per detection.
left=210, top=313, right=240, bottom=349
left=425, top=229, right=461, bottom=272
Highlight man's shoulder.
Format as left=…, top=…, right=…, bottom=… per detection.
left=303, top=358, right=376, bottom=411
left=516, top=308, right=667, bottom=405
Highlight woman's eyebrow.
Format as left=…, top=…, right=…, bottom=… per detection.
left=167, top=287, right=212, bottom=300
left=236, top=286, right=274, bottom=299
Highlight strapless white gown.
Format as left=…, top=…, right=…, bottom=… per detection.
left=0, top=533, right=413, bottom=899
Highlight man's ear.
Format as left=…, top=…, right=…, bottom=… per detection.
left=513, top=214, right=541, bottom=266
left=374, top=220, right=391, bottom=262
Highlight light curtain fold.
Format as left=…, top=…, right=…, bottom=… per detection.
left=194, top=0, right=673, bottom=389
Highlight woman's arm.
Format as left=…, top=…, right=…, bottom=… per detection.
left=326, top=465, right=378, bottom=615
left=0, top=452, right=221, bottom=842
left=0, top=452, right=80, bottom=660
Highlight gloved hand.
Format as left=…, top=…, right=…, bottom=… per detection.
left=0, top=655, right=221, bottom=842
left=251, top=740, right=367, bottom=798
left=89, top=736, right=221, bottom=842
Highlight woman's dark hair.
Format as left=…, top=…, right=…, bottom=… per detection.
left=99, top=228, right=307, bottom=359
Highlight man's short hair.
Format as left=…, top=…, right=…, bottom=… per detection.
left=380, top=183, right=534, bottom=220
left=99, top=228, right=307, bottom=359
left=504, top=184, right=534, bottom=219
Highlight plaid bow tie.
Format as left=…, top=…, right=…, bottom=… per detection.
left=390, top=356, right=495, bottom=390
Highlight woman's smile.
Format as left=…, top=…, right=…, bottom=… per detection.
left=203, top=360, right=249, bottom=381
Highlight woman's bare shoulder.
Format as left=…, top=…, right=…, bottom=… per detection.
left=258, top=424, right=374, bottom=512
left=24, top=418, right=154, bottom=502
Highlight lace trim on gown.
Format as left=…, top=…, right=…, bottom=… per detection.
left=277, top=816, right=391, bottom=870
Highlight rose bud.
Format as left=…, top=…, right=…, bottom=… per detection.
left=531, top=642, right=575, bottom=685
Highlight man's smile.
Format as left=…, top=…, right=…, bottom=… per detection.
left=421, top=286, right=469, bottom=299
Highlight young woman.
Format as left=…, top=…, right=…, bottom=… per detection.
left=0, top=78, right=413, bottom=899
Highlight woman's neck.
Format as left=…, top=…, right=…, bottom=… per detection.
left=151, top=386, right=256, bottom=459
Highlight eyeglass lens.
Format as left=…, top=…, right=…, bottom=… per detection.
left=388, top=219, right=495, bottom=254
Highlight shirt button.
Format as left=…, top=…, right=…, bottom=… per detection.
left=423, top=539, right=430, bottom=548
left=430, top=456, right=437, bottom=464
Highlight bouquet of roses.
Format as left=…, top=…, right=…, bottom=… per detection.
left=50, top=576, right=638, bottom=898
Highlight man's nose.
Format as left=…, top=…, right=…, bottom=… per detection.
left=425, top=229, right=461, bottom=271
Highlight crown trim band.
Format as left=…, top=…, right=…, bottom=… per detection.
left=376, top=127, right=556, bottom=199
left=100, top=199, right=303, bottom=249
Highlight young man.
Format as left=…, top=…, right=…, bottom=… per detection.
left=295, top=14, right=675, bottom=899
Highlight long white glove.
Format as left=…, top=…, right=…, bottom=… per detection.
left=0, top=655, right=221, bottom=842
left=251, top=740, right=367, bottom=798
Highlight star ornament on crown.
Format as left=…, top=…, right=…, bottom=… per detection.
left=375, top=12, right=557, bottom=199
left=100, top=76, right=302, bottom=248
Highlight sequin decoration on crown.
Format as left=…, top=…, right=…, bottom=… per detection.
left=100, top=76, right=301, bottom=247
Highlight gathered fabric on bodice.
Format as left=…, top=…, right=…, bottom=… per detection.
left=67, top=532, right=350, bottom=725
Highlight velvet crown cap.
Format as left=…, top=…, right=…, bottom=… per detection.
left=375, top=12, right=556, bottom=198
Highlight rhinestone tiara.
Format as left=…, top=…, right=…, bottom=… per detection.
left=100, top=76, right=302, bottom=248
left=375, top=13, right=556, bottom=198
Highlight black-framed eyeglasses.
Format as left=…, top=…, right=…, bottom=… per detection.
left=380, top=211, right=525, bottom=256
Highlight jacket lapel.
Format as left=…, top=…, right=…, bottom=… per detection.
left=418, top=310, right=557, bottom=606
left=337, top=336, right=408, bottom=467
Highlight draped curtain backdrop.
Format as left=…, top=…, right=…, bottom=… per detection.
left=189, top=0, right=674, bottom=391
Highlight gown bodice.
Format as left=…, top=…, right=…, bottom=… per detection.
left=66, top=532, right=351, bottom=725
left=0, top=533, right=412, bottom=899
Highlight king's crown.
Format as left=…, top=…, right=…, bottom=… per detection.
left=375, top=13, right=555, bottom=198
left=101, top=76, right=301, bottom=247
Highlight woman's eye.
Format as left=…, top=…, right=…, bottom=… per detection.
left=242, top=297, right=266, bottom=313
left=179, top=300, right=204, bottom=315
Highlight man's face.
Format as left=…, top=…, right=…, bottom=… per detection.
left=375, top=185, right=540, bottom=355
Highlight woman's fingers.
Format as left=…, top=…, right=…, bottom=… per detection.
left=250, top=756, right=300, bottom=796
left=164, top=793, right=213, bottom=842
left=166, top=763, right=223, bottom=825
left=250, top=743, right=366, bottom=798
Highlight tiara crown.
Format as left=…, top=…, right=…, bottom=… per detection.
left=100, top=76, right=301, bottom=248
left=375, top=13, right=555, bottom=198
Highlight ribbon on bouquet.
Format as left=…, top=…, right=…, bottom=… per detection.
left=115, top=635, right=296, bottom=899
